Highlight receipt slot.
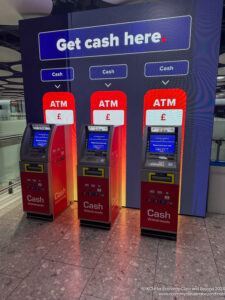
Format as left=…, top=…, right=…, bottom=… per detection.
left=141, top=126, right=182, bottom=240
left=77, top=125, right=122, bottom=228
left=20, top=124, right=69, bottom=220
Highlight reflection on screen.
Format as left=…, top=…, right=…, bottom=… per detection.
left=150, top=134, right=175, bottom=153
left=88, top=133, right=109, bottom=151
left=33, top=131, right=50, bottom=147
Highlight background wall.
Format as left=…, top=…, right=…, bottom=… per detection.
left=20, top=0, right=223, bottom=216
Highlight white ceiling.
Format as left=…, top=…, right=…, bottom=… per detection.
left=6, top=77, right=23, bottom=83
left=3, top=84, right=23, bottom=89
left=0, top=0, right=52, bottom=25
left=0, top=46, right=21, bottom=62
left=0, top=80, right=8, bottom=84
left=0, top=0, right=224, bottom=104
left=0, top=70, right=13, bottom=77
left=10, top=64, right=22, bottom=72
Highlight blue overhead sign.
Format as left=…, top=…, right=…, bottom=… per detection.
left=39, top=16, right=192, bottom=61
left=145, top=61, right=189, bottom=77
left=41, top=67, right=74, bottom=81
left=89, top=64, right=127, bottom=80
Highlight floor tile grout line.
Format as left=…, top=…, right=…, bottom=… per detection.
left=5, top=257, right=46, bottom=300
left=78, top=238, right=111, bottom=300
left=43, top=257, right=96, bottom=270
left=204, top=217, right=223, bottom=288
left=152, top=239, right=160, bottom=299
left=0, top=270, right=24, bottom=280
left=3, top=230, right=69, bottom=299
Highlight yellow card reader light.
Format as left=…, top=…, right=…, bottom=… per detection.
left=83, top=167, right=104, bottom=177
left=149, top=172, right=175, bottom=184
left=25, top=163, right=44, bottom=173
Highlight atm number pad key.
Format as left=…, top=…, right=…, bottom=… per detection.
left=82, top=184, right=104, bottom=197
left=147, top=190, right=173, bottom=206
left=25, top=178, right=45, bottom=191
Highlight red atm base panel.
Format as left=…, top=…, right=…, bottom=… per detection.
left=141, top=181, right=179, bottom=240
left=21, top=172, right=50, bottom=217
left=78, top=176, right=110, bottom=228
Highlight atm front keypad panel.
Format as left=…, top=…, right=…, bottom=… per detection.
left=52, top=147, right=65, bottom=165
left=82, top=183, right=105, bottom=198
left=25, top=178, right=46, bottom=191
left=145, top=189, right=173, bottom=206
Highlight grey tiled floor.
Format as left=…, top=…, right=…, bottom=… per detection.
left=0, top=200, right=225, bottom=299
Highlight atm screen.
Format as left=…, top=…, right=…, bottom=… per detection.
left=88, top=133, right=109, bottom=151
left=33, top=131, right=50, bottom=147
left=150, top=134, right=175, bottom=153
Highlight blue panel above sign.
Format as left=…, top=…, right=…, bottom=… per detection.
left=41, top=67, right=74, bottom=81
left=89, top=64, right=127, bottom=80
left=39, top=16, right=192, bottom=61
left=145, top=60, right=189, bottom=77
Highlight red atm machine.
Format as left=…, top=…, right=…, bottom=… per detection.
left=77, top=125, right=122, bottom=228
left=141, top=126, right=182, bottom=240
left=20, top=123, right=69, bottom=220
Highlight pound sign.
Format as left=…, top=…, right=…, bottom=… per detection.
left=161, top=113, right=166, bottom=121
left=106, top=114, right=111, bottom=121
left=57, top=113, right=61, bottom=120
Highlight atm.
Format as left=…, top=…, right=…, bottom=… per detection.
left=20, top=123, right=69, bottom=220
left=140, top=126, right=182, bottom=240
left=77, top=125, right=122, bottom=228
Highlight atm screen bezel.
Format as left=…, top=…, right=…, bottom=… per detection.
left=85, top=127, right=109, bottom=154
left=86, top=131, right=109, bottom=152
left=147, top=127, right=178, bottom=155
left=32, top=129, right=51, bottom=149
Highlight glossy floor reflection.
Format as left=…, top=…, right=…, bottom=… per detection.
left=0, top=200, right=225, bottom=299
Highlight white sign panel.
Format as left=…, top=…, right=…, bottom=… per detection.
left=93, top=110, right=124, bottom=125
left=45, top=110, right=74, bottom=124
left=146, top=109, right=183, bottom=126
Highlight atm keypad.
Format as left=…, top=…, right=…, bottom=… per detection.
left=52, top=147, right=65, bottom=165
left=146, top=190, right=173, bottom=206
left=82, top=183, right=105, bottom=198
left=25, top=179, right=45, bottom=191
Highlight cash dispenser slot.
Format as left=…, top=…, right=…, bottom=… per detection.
left=83, top=167, right=104, bottom=177
left=25, top=163, right=44, bottom=173
left=149, top=172, right=174, bottom=184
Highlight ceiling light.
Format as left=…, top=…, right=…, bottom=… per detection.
left=219, top=53, right=225, bottom=64
left=218, top=67, right=225, bottom=76
left=215, top=99, right=225, bottom=105
left=6, top=77, right=23, bottom=83
left=103, top=0, right=130, bottom=3
left=216, top=93, right=225, bottom=97
left=0, top=70, right=13, bottom=77
left=217, top=76, right=225, bottom=81
left=10, top=64, right=22, bottom=72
